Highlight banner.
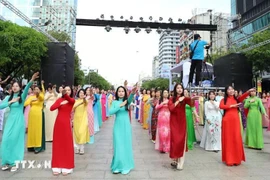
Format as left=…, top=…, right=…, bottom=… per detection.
left=160, top=64, right=171, bottom=79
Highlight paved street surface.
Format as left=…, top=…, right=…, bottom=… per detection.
left=1, top=116, right=270, bottom=180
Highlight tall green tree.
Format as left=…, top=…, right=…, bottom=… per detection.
left=244, top=29, right=270, bottom=72
left=0, top=21, right=48, bottom=79
left=48, top=30, right=71, bottom=43
left=85, top=72, right=111, bottom=90
left=141, top=78, right=169, bottom=90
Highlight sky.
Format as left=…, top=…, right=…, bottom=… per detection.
left=75, top=0, right=231, bottom=86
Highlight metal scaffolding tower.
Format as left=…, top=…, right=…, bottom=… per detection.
left=0, top=0, right=58, bottom=42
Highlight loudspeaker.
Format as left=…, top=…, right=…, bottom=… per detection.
left=213, top=53, right=253, bottom=91
left=41, top=42, right=75, bottom=87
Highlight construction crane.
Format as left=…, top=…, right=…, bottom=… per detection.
left=0, top=0, right=58, bottom=42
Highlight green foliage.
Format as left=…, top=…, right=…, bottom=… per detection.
left=0, top=21, right=48, bottom=79
left=244, top=29, right=270, bottom=72
left=74, top=53, right=84, bottom=85
left=85, top=72, right=111, bottom=90
left=48, top=30, right=71, bottom=43
left=141, top=78, right=169, bottom=90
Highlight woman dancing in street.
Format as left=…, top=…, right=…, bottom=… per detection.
left=0, top=72, right=39, bottom=172
left=109, top=84, right=137, bottom=174
left=50, top=86, right=75, bottom=175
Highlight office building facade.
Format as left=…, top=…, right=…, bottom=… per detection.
left=230, top=0, right=270, bottom=47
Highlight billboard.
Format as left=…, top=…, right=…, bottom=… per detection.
left=160, top=64, right=171, bottom=79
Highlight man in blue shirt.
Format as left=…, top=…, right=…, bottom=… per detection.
left=188, top=34, right=211, bottom=87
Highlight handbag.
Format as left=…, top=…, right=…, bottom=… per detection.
left=189, top=40, right=200, bottom=59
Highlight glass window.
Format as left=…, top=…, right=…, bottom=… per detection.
left=30, top=0, right=41, bottom=6
left=15, top=0, right=28, bottom=6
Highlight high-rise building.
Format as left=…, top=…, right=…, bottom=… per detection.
left=0, top=0, right=77, bottom=48
left=152, top=56, right=159, bottom=79
left=39, top=0, right=77, bottom=48
left=229, top=0, right=270, bottom=47
left=158, top=31, right=180, bottom=77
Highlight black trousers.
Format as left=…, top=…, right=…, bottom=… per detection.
left=188, top=60, right=203, bottom=86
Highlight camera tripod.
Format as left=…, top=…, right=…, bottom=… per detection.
left=201, top=49, right=211, bottom=84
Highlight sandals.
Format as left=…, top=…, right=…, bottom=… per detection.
left=10, top=166, right=18, bottom=172
left=53, top=172, right=60, bottom=176
left=1, top=165, right=9, bottom=171
left=62, top=172, right=68, bottom=176
left=171, top=161, right=177, bottom=167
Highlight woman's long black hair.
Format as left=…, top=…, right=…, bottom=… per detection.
left=172, top=83, right=184, bottom=103
left=159, top=89, right=168, bottom=104
left=208, top=91, right=216, bottom=101
left=115, top=86, right=128, bottom=111
left=62, top=85, right=74, bottom=98
left=77, top=88, right=87, bottom=105
left=8, top=82, right=23, bottom=104
left=223, top=86, right=239, bottom=116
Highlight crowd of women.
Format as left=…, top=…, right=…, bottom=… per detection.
left=0, top=73, right=116, bottom=174
left=0, top=72, right=269, bottom=175
left=133, top=85, right=269, bottom=169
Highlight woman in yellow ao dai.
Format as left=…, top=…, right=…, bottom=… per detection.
left=24, top=83, right=45, bottom=153
left=143, top=90, right=151, bottom=130
left=73, top=89, right=89, bottom=155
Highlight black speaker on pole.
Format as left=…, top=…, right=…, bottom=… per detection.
left=213, top=53, right=253, bottom=91
left=41, top=42, right=75, bottom=87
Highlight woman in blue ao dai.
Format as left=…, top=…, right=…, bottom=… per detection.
left=109, top=85, right=137, bottom=174
left=0, top=72, right=39, bottom=172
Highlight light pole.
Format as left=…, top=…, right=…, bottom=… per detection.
left=88, top=67, right=98, bottom=86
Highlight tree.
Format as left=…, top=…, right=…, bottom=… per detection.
left=0, top=21, right=48, bottom=79
left=244, top=29, right=270, bottom=72
left=48, top=30, right=71, bottom=43
left=84, top=72, right=111, bottom=90
left=74, top=53, right=85, bottom=85
left=141, top=78, right=169, bottom=90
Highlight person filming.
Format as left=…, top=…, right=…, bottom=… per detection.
left=188, top=34, right=211, bottom=87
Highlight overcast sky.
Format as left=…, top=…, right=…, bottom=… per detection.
left=76, top=0, right=230, bottom=86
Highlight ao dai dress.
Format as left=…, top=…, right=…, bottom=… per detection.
left=109, top=93, right=134, bottom=174
left=244, top=97, right=265, bottom=149
left=143, top=95, right=150, bottom=129
left=0, top=81, right=32, bottom=166
left=73, top=99, right=90, bottom=145
left=24, top=93, right=45, bottom=151
left=200, top=101, right=222, bottom=151
left=86, top=95, right=95, bottom=136
left=44, top=92, right=58, bottom=141
left=262, top=98, right=269, bottom=128
left=155, top=100, right=170, bottom=152
left=101, top=94, right=107, bottom=121
left=219, top=93, right=249, bottom=166
left=186, top=105, right=196, bottom=150
left=50, top=94, right=75, bottom=172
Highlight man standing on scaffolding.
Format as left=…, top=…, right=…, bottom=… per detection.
left=188, top=34, right=212, bottom=87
